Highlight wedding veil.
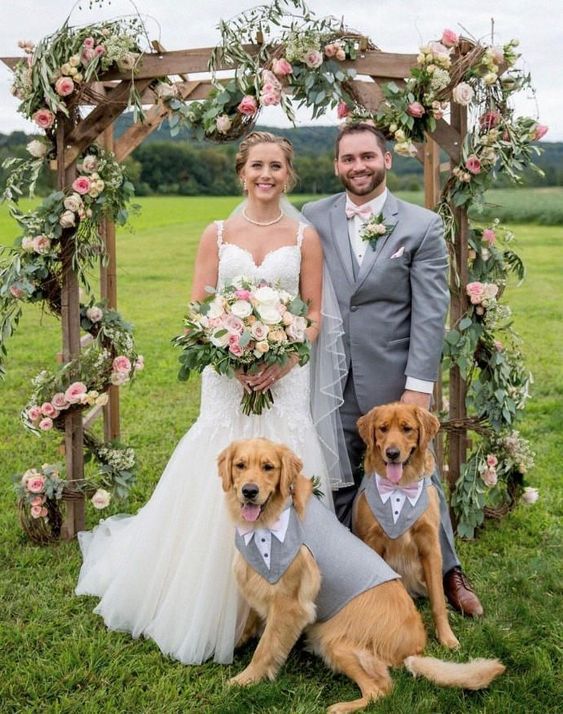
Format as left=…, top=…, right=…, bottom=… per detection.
left=230, top=197, right=353, bottom=490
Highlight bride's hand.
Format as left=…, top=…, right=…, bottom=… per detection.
left=234, top=369, right=253, bottom=394
left=247, top=354, right=299, bottom=392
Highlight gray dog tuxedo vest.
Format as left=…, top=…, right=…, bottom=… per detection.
left=359, top=474, right=433, bottom=540
left=235, top=496, right=399, bottom=621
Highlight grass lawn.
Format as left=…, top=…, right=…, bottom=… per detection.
left=1, top=196, right=562, bottom=713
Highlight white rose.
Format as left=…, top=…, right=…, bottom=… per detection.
left=155, top=82, right=178, bottom=99
left=216, top=114, right=232, bottom=134
left=81, top=155, right=99, bottom=173
left=59, top=210, right=76, bottom=228
left=483, top=72, right=498, bottom=86
left=452, top=82, right=474, bottom=106
left=206, top=297, right=226, bottom=320
left=521, top=486, right=539, bottom=504
left=69, top=54, right=81, bottom=67
left=117, top=51, right=139, bottom=72
left=230, top=300, right=253, bottom=318
left=27, top=140, right=48, bottom=158
left=293, top=316, right=307, bottom=331
left=257, top=304, right=282, bottom=325
left=253, top=286, right=279, bottom=306
left=91, top=488, right=111, bottom=509
left=95, top=393, right=109, bottom=406
left=64, top=194, right=82, bottom=212
left=110, top=371, right=129, bottom=386
left=21, top=237, right=35, bottom=252
left=86, top=306, right=103, bottom=323
left=210, top=328, right=230, bottom=348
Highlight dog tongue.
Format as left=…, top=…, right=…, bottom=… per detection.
left=386, top=462, right=403, bottom=484
left=241, top=504, right=261, bottom=522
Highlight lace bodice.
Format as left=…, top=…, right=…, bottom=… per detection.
left=215, top=220, right=305, bottom=296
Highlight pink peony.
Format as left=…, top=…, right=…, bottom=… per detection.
left=533, top=124, right=549, bottom=141
left=39, top=417, right=53, bottom=431
left=52, top=392, right=69, bottom=410
left=303, top=50, right=323, bottom=69
left=441, top=29, right=459, bottom=47
left=482, top=228, right=496, bottom=245
left=64, top=381, right=87, bottom=404
left=27, top=475, right=46, bottom=493
left=113, top=355, right=132, bottom=373
left=337, top=102, right=350, bottom=119
left=72, top=176, right=92, bottom=195
left=55, top=76, right=75, bottom=97
left=479, top=111, right=502, bottom=130
left=466, top=155, right=481, bottom=174
left=272, top=57, right=292, bottom=76
left=82, top=37, right=95, bottom=49
left=407, top=102, right=425, bottom=118
left=32, top=108, right=55, bottom=129
left=237, top=95, right=258, bottom=116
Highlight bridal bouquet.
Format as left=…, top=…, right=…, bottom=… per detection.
left=173, top=279, right=311, bottom=415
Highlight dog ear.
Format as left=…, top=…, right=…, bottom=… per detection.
left=415, top=407, right=441, bottom=452
left=357, top=408, right=380, bottom=448
left=279, top=445, right=303, bottom=500
left=217, top=443, right=236, bottom=492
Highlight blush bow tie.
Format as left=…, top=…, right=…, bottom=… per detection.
left=345, top=201, right=373, bottom=220
left=376, top=477, right=421, bottom=499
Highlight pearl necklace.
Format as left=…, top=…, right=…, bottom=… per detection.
left=242, top=207, right=284, bottom=227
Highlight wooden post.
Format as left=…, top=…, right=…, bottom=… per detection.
left=99, top=124, right=120, bottom=443
left=57, top=119, right=85, bottom=539
left=423, top=135, right=445, bottom=474
left=447, top=104, right=469, bottom=510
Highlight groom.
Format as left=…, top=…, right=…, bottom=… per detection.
left=302, top=122, right=483, bottom=617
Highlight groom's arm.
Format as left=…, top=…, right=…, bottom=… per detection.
left=405, top=213, right=449, bottom=390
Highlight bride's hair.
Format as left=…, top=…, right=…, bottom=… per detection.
left=235, top=131, right=297, bottom=190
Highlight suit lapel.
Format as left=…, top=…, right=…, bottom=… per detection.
left=329, top=194, right=355, bottom=286
left=355, top=192, right=400, bottom=290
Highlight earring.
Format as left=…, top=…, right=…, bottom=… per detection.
left=283, top=183, right=288, bottom=193
left=242, top=178, right=247, bottom=192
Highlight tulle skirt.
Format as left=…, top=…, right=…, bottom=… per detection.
left=76, top=365, right=333, bottom=664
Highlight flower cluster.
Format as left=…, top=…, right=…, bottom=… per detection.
left=174, top=279, right=311, bottom=414
left=466, top=281, right=499, bottom=312
left=479, top=453, right=499, bottom=487
left=16, top=464, right=64, bottom=520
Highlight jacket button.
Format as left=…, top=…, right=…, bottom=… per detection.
left=350, top=305, right=358, bottom=312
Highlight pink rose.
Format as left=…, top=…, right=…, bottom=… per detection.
left=303, top=50, right=323, bottom=69
left=32, top=108, right=55, bottom=129
left=32, top=235, right=51, bottom=254
left=81, top=47, right=96, bottom=64
left=27, top=475, right=46, bottom=493
left=39, top=417, right=53, bottom=431
left=486, top=454, right=498, bottom=467
left=272, top=57, right=292, bottom=76
left=30, top=495, right=45, bottom=506
left=479, top=111, right=502, bottom=130
left=237, top=95, right=258, bottom=116
left=261, top=70, right=281, bottom=90
left=30, top=504, right=44, bottom=519
left=27, top=405, right=42, bottom=421
left=72, top=176, right=91, bottom=195
left=64, top=381, right=87, bottom=404
left=52, top=392, right=69, bottom=410
left=407, top=102, right=425, bottom=118
left=260, top=91, right=281, bottom=106
left=235, top=289, right=251, bottom=300
left=335, top=48, right=346, bottom=61
left=441, top=29, right=459, bottom=47
left=482, top=228, right=496, bottom=245
left=94, top=45, right=106, bottom=57
left=224, top=314, right=244, bottom=334
left=533, top=124, right=548, bottom=141
left=228, top=335, right=244, bottom=356
left=466, top=155, right=481, bottom=174
left=55, top=76, right=75, bottom=97
left=337, top=102, right=350, bottom=119
left=10, top=286, right=25, bottom=299
left=324, top=43, right=337, bottom=58
left=113, top=355, right=132, bottom=373
left=41, top=402, right=56, bottom=417
left=83, top=37, right=95, bottom=49
left=250, top=322, right=269, bottom=340
left=482, top=467, right=498, bottom=487
left=466, top=281, right=485, bottom=305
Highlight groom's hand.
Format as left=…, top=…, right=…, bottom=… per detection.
left=400, top=390, right=431, bottom=410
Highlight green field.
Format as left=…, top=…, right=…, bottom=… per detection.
left=1, top=196, right=562, bottom=713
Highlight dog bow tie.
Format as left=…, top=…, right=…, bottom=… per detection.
left=345, top=201, right=373, bottom=220
left=376, top=477, right=421, bottom=499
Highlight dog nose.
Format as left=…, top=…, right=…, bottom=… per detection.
left=385, top=447, right=401, bottom=462
left=242, top=483, right=259, bottom=500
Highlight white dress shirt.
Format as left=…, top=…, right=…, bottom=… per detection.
left=237, top=507, right=291, bottom=570
left=346, top=189, right=433, bottom=396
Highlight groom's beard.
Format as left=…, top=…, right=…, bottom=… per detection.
left=339, top=167, right=386, bottom=197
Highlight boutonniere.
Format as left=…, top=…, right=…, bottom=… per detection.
left=360, top=213, right=395, bottom=250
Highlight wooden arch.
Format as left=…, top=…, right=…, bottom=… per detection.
left=1, top=43, right=469, bottom=538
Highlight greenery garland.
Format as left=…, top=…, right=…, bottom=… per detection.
left=1, top=0, right=548, bottom=540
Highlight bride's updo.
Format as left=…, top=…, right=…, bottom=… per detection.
left=235, top=131, right=297, bottom=191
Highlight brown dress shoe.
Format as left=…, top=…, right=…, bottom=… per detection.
left=443, top=567, right=484, bottom=617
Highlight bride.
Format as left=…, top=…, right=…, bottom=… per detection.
left=75, top=131, right=351, bottom=664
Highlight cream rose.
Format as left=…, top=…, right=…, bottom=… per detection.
left=452, top=82, right=474, bottom=106
left=230, top=300, right=253, bottom=319
left=27, top=140, right=48, bottom=158
left=91, top=488, right=111, bottom=509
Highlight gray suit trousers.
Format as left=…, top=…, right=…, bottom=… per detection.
left=337, top=371, right=460, bottom=575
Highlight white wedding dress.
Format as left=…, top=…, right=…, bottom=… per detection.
left=76, top=221, right=334, bottom=664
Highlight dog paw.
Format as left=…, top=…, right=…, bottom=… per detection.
left=439, top=632, right=460, bottom=649
left=228, top=668, right=261, bottom=687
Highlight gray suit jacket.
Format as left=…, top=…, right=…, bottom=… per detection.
left=303, top=191, right=449, bottom=413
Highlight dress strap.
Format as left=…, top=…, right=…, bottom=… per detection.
left=296, top=222, right=306, bottom=248
left=215, top=220, right=224, bottom=249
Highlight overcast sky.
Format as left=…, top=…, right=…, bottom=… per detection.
left=0, top=0, right=559, bottom=140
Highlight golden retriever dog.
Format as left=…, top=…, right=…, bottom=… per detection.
left=354, top=402, right=459, bottom=649
left=219, top=438, right=504, bottom=714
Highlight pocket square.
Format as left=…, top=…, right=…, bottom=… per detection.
left=390, top=246, right=405, bottom=259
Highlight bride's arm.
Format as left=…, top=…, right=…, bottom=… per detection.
left=299, top=225, right=323, bottom=344
left=190, top=223, right=220, bottom=301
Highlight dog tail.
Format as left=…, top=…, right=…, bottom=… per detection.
left=404, top=655, right=505, bottom=690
